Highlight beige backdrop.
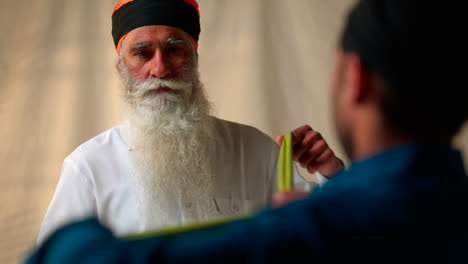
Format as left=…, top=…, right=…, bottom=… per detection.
left=1, top=0, right=467, bottom=263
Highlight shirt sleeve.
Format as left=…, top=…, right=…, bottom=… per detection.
left=293, top=164, right=317, bottom=192
left=36, top=158, right=97, bottom=246
left=316, top=172, right=328, bottom=186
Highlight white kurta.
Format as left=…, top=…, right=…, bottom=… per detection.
left=37, top=117, right=313, bottom=244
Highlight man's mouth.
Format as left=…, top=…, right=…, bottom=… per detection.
left=144, top=87, right=173, bottom=96
left=154, top=87, right=172, bottom=93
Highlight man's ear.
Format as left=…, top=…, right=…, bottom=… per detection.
left=344, top=52, right=372, bottom=104
left=117, top=57, right=124, bottom=76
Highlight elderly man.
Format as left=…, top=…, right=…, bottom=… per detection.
left=28, top=0, right=468, bottom=263
left=36, top=0, right=343, bottom=244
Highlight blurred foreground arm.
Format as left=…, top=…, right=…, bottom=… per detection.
left=27, top=202, right=325, bottom=264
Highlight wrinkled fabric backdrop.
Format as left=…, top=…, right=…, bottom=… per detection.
left=1, top=0, right=467, bottom=263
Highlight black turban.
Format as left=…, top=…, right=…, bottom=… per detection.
left=111, top=0, right=200, bottom=53
left=341, top=0, right=468, bottom=141
left=341, top=0, right=466, bottom=92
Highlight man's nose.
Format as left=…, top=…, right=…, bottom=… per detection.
left=150, top=50, right=170, bottom=78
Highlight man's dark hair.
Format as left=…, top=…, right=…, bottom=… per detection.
left=341, top=0, right=468, bottom=143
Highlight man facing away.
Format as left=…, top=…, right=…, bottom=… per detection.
left=36, top=0, right=344, bottom=244
left=27, top=0, right=468, bottom=263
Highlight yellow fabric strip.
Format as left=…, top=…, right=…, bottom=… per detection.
left=278, top=132, right=293, bottom=192
left=122, top=215, right=250, bottom=240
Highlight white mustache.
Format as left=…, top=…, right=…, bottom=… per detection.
left=132, top=78, right=193, bottom=98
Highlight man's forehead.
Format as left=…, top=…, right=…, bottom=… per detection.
left=126, top=25, right=190, bottom=44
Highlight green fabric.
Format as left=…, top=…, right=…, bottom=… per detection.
left=278, top=132, right=293, bottom=192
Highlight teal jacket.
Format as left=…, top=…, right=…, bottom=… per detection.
left=27, top=144, right=468, bottom=263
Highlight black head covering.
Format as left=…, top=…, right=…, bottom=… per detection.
left=111, top=0, right=200, bottom=52
left=340, top=0, right=468, bottom=141
left=341, top=0, right=466, bottom=91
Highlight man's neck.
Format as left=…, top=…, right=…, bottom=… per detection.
left=351, top=113, right=411, bottom=161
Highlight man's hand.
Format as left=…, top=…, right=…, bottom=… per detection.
left=273, top=191, right=310, bottom=208
left=277, top=125, right=344, bottom=177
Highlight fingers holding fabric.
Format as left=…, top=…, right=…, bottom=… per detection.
left=278, top=125, right=344, bottom=177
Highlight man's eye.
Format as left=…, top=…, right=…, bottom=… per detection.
left=135, top=51, right=152, bottom=57
left=167, top=47, right=182, bottom=53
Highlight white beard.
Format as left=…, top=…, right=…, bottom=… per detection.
left=119, top=60, right=220, bottom=230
